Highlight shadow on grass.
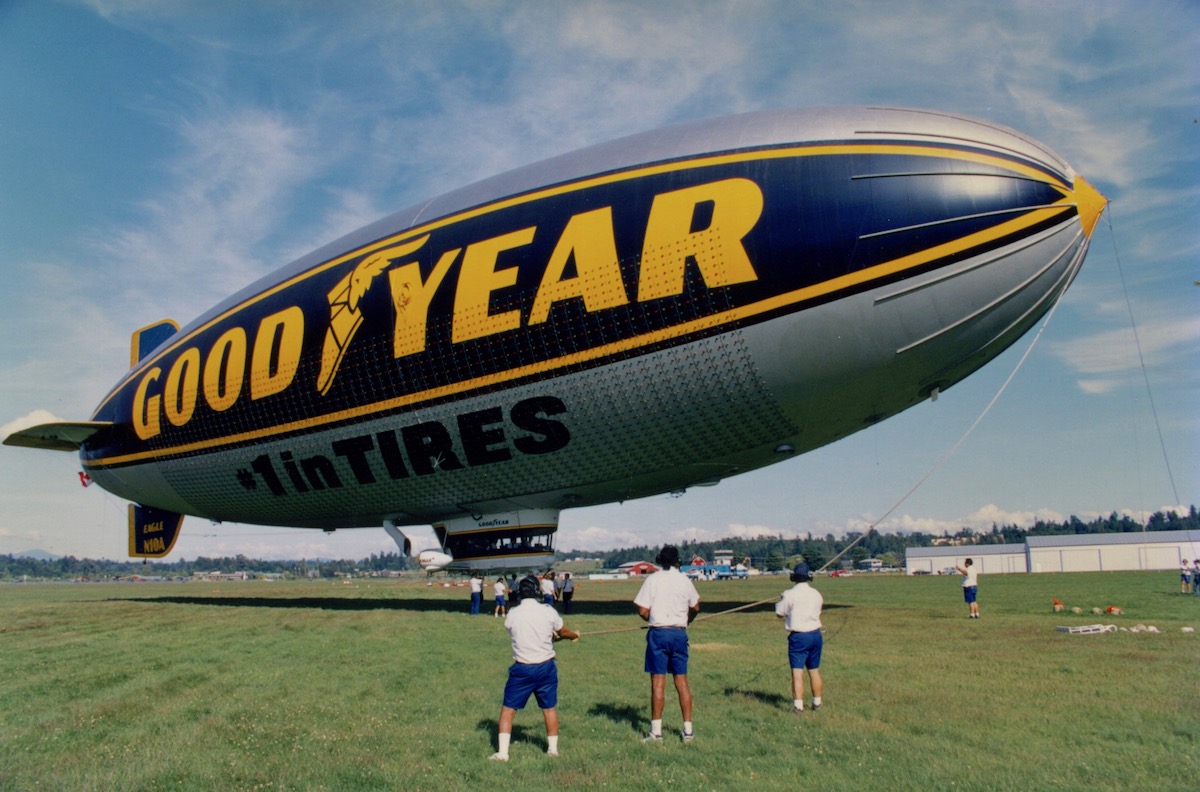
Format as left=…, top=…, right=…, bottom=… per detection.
left=723, top=687, right=791, bottom=709
left=586, top=702, right=644, bottom=734
left=474, top=718, right=543, bottom=751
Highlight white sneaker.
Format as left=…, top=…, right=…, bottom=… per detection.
left=641, top=732, right=663, bottom=743
left=546, top=749, right=559, bottom=757
left=489, top=752, right=508, bottom=762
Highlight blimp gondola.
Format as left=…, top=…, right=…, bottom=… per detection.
left=4, top=106, right=1106, bottom=571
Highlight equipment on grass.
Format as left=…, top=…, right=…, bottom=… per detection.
left=1056, top=624, right=1117, bottom=634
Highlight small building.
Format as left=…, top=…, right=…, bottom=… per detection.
left=858, top=558, right=884, bottom=571
left=617, top=561, right=659, bottom=576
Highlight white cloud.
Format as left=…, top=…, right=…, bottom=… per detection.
left=560, top=523, right=643, bottom=551
left=97, top=107, right=318, bottom=317
left=1048, top=315, right=1200, bottom=384
left=1, top=410, right=68, bottom=440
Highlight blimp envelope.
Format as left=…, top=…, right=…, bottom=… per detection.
left=5, top=107, right=1105, bottom=568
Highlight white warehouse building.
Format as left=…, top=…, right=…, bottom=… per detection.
left=906, top=530, right=1200, bottom=575
left=1024, top=530, right=1200, bottom=573
left=905, top=543, right=1027, bottom=575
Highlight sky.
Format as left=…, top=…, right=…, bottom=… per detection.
left=0, top=0, right=1196, bottom=562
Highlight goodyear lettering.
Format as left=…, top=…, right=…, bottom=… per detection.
left=127, top=176, right=761, bottom=441
left=133, top=307, right=304, bottom=440
left=164, top=348, right=200, bottom=427
left=236, top=396, right=569, bottom=497
left=529, top=207, right=627, bottom=325
left=453, top=227, right=536, bottom=344
left=636, top=178, right=763, bottom=301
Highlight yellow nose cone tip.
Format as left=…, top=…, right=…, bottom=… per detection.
left=1072, top=175, right=1108, bottom=238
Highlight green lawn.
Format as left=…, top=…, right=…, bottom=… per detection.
left=1, top=572, right=1195, bottom=791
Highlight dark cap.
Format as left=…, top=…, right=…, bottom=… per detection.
left=656, top=545, right=681, bottom=569
left=517, top=575, right=540, bottom=600
left=790, top=563, right=813, bottom=582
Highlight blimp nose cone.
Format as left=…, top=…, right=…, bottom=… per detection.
left=1072, top=175, right=1107, bottom=238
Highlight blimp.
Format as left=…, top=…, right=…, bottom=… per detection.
left=5, top=106, right=1106, bottom=571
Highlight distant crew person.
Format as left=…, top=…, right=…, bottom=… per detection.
left=493, top=576, right=509, bottom=617
left=1182, top=560, right=1193, bottom=595
left=490, top=576, right=579, bottom=762
left=956, top=559, right=980, bottom=619
left=560, top=573, right=576, bottom=614
left=775, top=562, right=824, bottom=712
left=634, top=545, right=700, bottom=743
left=541, top=572, right=557, bottom=606
left=469, top=572, right=483, bottom=615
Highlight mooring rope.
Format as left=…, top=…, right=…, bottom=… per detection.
left=812, top=245, right=1080, bottom=574
left=1104, top=208, right=1180, bottom=506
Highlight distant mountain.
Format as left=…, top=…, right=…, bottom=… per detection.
left=13, top=549, right=60, bottom=561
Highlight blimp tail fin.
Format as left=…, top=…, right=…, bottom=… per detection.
left=129, top=504, right=184, bottom=558
left=130, top=319, right=180, bottom=367
left=3, top=421, right=112, bottom=452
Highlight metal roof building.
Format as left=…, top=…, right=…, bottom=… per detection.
left=906, top=530, right=1200, bottom=574
left=904, top=543, right=1026, bottom=575
left=1025, top=530, right=1200, bottom=573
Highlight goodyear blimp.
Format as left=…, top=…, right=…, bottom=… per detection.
left=5, top=106, right=1106, bottom=571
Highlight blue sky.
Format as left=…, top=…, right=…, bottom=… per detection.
left=1, top=0, right=1196, bottom=561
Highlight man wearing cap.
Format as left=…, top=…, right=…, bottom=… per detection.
left=490, top=575, right=579, bottom=762
left=634, top=545, right=701, bottom=743
left=775, top=563, right=824, bottom=713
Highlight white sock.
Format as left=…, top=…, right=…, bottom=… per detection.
left=547, top=735, right=558, bottom=753
left=793, top=699, right=803, bottom=710
left=497, top=732, right=511, bottom=757
left=812, top=696, right=821, bottom=707
left=651, top=718, right=663, bottom=736
left=683, top=721, right=693, bottom=734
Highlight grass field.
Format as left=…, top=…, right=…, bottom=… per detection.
left=1, top=571, right=1196, bottom=791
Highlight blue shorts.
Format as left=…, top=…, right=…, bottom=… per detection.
left=495, top=596, right=506, bottom=608
left=502, top=660, right=558, bottom=710
left=963, top=586, right=978, bottom=604
left=644, top=627, right=689, bottom=675
left=788, top=630, right=823, bottom=670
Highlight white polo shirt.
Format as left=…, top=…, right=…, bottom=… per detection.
left=775, top=581, right=823, bottom=632
left=504, top=599, right=564, bottom=664
left=634, top=568, right=700, bottom=628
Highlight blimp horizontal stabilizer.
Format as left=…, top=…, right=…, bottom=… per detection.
left=4, top=422, right=112, bottom=452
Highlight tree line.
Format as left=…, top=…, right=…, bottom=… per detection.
left=2, top=506, right=1195, bottom=580
left=0, top=551, right=413, bottom=581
